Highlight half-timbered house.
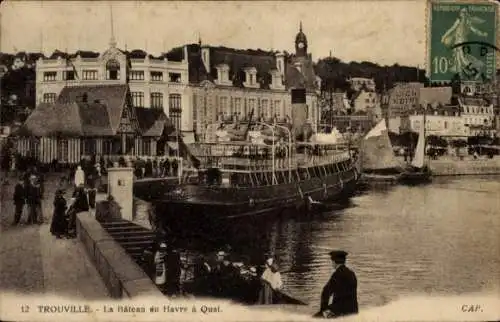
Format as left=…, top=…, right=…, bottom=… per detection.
left=14, top=84, right=172, bottom=164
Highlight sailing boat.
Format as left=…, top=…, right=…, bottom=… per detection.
left=359, top=119, right=405, bottom=184
left=399, top=116, right=432, bottom=184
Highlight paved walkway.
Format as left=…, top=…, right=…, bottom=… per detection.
left=0, top=172, right=109, bottom=299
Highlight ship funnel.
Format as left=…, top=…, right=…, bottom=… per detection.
left=291, top=88, right=308, bottom=140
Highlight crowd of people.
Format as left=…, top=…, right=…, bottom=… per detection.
left=138, top=240, right=286, bottom=305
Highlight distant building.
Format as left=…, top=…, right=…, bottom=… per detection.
left=387, top=82, right=423, bottom=118
left=351, top=90, right=382, bottom=123
left=323, top=112, right=372, bottom=133
left=460, top=81, right=495, bottom=97
left=409, top=105, right=466, bottom=137
left=419, top=87, right=452, bottom=107
left=347, top=77, right=376, bottom=92
left=459, top=97, right=495, bottom=136
left=319, top=91, right=347, bottom=113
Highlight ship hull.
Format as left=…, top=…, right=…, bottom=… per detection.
left=154, top=167, right=358, bottom=228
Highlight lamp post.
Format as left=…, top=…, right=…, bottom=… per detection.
left=274, top=124, right=292, bottom=183
left=255, top=121, right=275, bottom=184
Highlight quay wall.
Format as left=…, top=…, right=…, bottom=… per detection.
left=428, top=157, right=500, bottom=176
left=76, top=211, right=163, bottom=299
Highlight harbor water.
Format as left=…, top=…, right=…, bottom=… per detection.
left=140, top=176, right=499, bottom=311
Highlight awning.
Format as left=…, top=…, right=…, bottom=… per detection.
left=167, top=142, right=179, bottom=150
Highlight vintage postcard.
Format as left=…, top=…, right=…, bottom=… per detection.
left=0, top=0, right=499, bottom=321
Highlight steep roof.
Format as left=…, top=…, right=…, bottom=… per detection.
left=16, top=88, right=169, bottom=138
left=134, top=107, right=173, bottom=137
left=17, top=102, right=83, bottom=137
left=57, top=84, right=128, bottom=133
left=173, top=44, right=318, bottom=91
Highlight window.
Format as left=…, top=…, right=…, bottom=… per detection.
left=42, top=93, right=57, bottom=103
left=82, top=139, right=96, bottom=155
left=220, top=97, right=229, bottom=116
left=57, top=139, right=68, bottom=162
left=151, top=71, right=163, bottom=82
left=248, top=98, right=256, bottom=116
left=151, top=92, right=163, bottom=109
left=102, top=140, right=113, bottom=155
left=82, top=70, right=98, bottom=80
left=169, top=94, right=182, bottom=130
left=131, top=92, right=144, bottom=107
left=169, top=73, right=181, bottom=83
left=64, top=70, right=75, bottom=81
left=106, top=59, right=120, bottom=80
left=43, top=72, right=57, bottom=81
left=129, top=70, right=144, bottom=80
left=275, top=100, right=282, bottom=118
left=234, top=98, right=242, bottom=116
left=142, top=139, right=151, bottom=155
left=262, top=100, right=270, bottom=119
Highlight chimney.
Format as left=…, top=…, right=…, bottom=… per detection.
left=201, top=45, right=210, bottom=73
left=291, top=88, right=307, bottom=139
left=275, top=52, right=285, bottom=76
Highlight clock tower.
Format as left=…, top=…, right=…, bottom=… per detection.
left=295, top=21, right=308, bottom=57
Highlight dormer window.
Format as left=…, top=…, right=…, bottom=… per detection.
left=215, top=64, right=230, bottom=85
left=243, top=67, right=258, bottom=88
left=106, top=59, right=120, bottom=80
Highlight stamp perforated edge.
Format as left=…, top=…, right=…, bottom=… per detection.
left=425, top=0, right=499, bottom=82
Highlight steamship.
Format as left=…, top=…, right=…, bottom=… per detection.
left=154, top=90, right=359, bottom=224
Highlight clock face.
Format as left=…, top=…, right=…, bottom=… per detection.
left=298, top=42, right=305, bottom=49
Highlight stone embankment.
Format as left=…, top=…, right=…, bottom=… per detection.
left=76, top=199, right=162, bottom=299
left=429, top=157, right=500, bottom=176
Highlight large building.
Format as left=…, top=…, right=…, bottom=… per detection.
left=35, top=37, right=190, bottom=136
left=387, top=82, right=423, bottom=118
left=409, top=105, right=466, bottom=138
left=459, top=97, right=495, bottom=136
left=178, top=23, right=320, bottom=139
left=35, top=25, right=320, bottom=143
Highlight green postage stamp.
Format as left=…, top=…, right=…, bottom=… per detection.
left=428, top=0, right=498, bottom=82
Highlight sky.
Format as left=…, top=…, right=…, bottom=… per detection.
left=1, top=1, right=435, bottom=67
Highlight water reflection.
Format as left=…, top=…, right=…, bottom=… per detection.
left=147, top=176, right=499, bottom=310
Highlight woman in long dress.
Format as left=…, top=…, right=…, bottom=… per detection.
left=50, top=189, right=67, bottom=238
left=258, top=258, right=283, bottom=304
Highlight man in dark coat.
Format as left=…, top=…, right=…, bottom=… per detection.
left=316, top=250, right=358, bottom=319
left=12, top=177, right=25, bottom=225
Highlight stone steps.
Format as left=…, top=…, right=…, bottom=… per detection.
left=100, top=220, right=155, bottom=266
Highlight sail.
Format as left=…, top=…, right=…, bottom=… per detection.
left=361, top=120, right=401, bottom=170
left=411, top=122, right=425, bottom=168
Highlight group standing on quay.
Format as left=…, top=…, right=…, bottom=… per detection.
left=3, top=151, right=182, bottom=232
left=141, top=237, right=358, bottom=319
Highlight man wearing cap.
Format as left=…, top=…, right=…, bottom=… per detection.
left=316, top=250, right=358, bottom=318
